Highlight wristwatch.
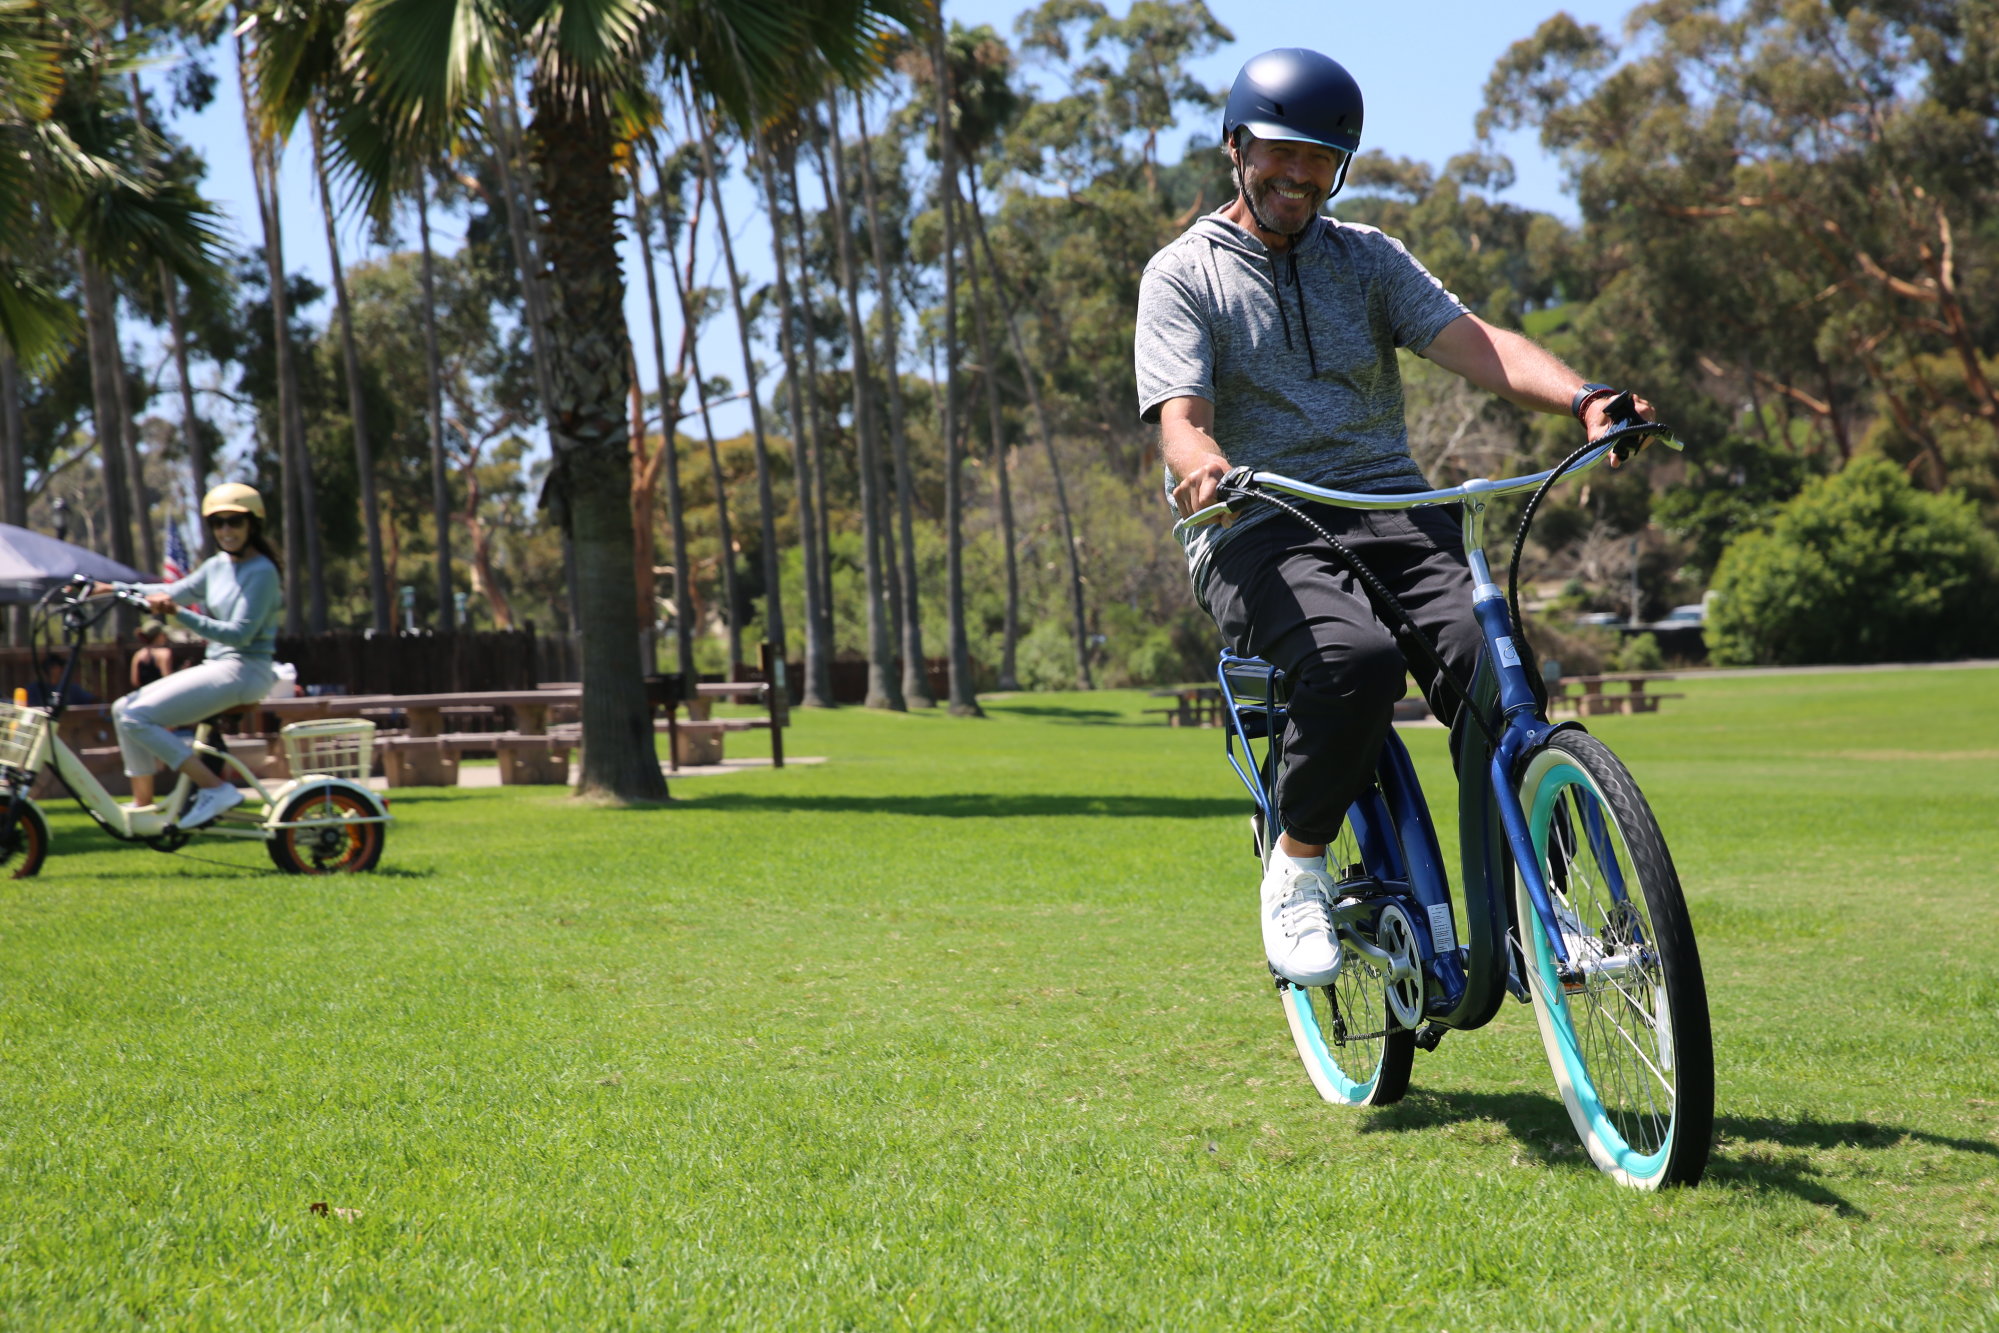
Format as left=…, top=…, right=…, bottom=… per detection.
left=1572, top=382, right=1617, bottom=420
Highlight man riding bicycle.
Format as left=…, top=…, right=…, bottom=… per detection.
left=1135, top=48, right=1660, bottom=988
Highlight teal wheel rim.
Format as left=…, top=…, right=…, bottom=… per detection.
left=1526, top=758, right=1674, bottom=1180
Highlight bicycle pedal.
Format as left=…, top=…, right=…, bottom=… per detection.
left=1413, top=1021, right=1448, bottom=1052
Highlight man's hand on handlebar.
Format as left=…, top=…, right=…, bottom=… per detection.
left=1171, top=451, right=1235, bottom=523
left=1582, top=389, right=1660, bottom=468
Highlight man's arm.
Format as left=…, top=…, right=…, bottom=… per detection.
left=1158, top=396, right=1232, bottom=519
left=1422, top=313, right=1655, bottom=446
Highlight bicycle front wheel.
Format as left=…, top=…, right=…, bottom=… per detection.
left=1515, top=732, right=1712, bottom=1187
left=1279, top=818, right=1415, bottom=1107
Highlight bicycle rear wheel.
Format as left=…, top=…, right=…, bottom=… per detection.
left=1515, top=732, right=1712, bottom=1187
left=1279, top=819, right=1415, bottom=1107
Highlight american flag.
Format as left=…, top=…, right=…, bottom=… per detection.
left=162, top=522, right=190, bottom=582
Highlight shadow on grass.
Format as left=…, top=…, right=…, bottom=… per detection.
left=631, top=792, right=1246, bottom=820
left=981, top=704, right=1137, bottom=725
left=1360, top=1087, right=1995, bottom=1213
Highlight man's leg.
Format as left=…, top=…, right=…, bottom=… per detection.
left=1205, top=512, right=1408, bottom=984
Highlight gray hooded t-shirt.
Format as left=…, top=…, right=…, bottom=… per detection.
left=1135, top=211, right=1469, bottom=599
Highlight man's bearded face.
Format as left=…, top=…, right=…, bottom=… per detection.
left=1233, top=135, right=1344, bottom=237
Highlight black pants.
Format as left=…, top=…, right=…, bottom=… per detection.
left=1204, top=506, right=1483, bottom=846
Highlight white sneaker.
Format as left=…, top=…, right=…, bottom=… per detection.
left=177, top=783, right=244, bottom=829
left=1260, top=855, right=1344, bottom=987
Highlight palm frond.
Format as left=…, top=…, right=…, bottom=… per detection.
left=0, top=0, right=65, bottom=123
left=0, top=261, right=80, bottom=376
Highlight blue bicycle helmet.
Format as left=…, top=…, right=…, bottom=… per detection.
left=1223, top=48, right=1363, bottom=195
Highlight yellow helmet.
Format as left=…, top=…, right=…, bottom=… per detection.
left=201, top=482, right=266, bottom=520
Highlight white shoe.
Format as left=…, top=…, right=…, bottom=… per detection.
left=1260, top=855, right=1343, bottom=987
left=177, top=784, right=244, bottom=829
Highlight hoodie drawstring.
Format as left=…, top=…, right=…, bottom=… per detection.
left=1264, top=251, right=1319, bottom=378
left=1291, top=252, right=1319, bottom=377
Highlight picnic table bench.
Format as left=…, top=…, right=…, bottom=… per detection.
left=1552, top=673, right=1684, bottom=717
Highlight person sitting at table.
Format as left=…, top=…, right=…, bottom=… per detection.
left=92, top=483, right=283, bottom=827
left=24, top=654, right=98, bottom=707
left=130, top=618, right=177, bottom=690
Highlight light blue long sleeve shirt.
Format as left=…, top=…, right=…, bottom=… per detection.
left=124, top=552, right=282, bottom=664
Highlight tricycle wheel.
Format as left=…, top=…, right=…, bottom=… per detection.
left=1, top=796, right=49, bottom=879
left=267, top=787, right=386, bottom=875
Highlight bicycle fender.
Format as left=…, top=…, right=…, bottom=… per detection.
left=1439, top=658, right=1512, bottom=1031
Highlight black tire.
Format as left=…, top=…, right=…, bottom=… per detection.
left=1515, top=731, right=1713, bottom=1187
left=267, top=786, right=386, bottom=875
left=1, top=795, right=48, bottom=880
left=1279, top=809, right=1416, bottom=1107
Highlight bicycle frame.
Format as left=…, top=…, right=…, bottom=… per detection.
left=1189, top=438, right=1669, bottom=1015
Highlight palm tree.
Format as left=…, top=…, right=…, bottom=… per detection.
left=754, top=120, right=835, bottom=707
left=814, top=93, right=902, bottom=710
left=852, top=93, right=934, bottom=707
left=632, top=138, right=696, bottom=687
left=925, top=9, right=980, bottom=717
left=325, top=0, right=901, bottom=800
left=237, top=25, right=327, bottom=632
left=310, top=106, right=391, bottom=633
left=663, top=166, right=745, bottom=678
left=685, top=90, right=785, bottom=680
left=3, top=5, right=221, bottom=593
left=415, top=164, right=454, bottom=632
left=958, top=179, right=1020, bottom=692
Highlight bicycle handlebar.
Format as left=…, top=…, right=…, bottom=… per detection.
left=1174, top=419, right=1681, bottom=534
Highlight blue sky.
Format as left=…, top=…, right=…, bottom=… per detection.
left=141, top=1, right=1639, bottom=467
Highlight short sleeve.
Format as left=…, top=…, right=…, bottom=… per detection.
left=1370, top=232, right=1470, bottom=353
left=1134, top=266, right=1215, bottom=423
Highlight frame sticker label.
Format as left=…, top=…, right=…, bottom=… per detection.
left=1427, top=902, right=1457, bottom=954
left=1496, top=636, right=1522, bottom=667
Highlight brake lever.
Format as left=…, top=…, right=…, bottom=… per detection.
left=1594, top=394, right=1683, bottom=465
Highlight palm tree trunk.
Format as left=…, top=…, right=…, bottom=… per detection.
left=783, top=153, right=836, bottom=663
left=313, top=108, right=391, bottom=635
left=125, top=26, right=207, bottom=559
left=928, top=17, right=983, bottom=717
left=79, top=258, right=136, bottom=573
left=528, top=82, right=667, bottom=802
left=665, top=175, right=743, bottom=677
left=98, top=270, right=158, bottom=575
left=816, top=96, right=902, bottom=710
left=687, top=97, right=787, bottom=681
left=966, top=185, right=1093, bottom=688
left=238, top=42, right=315, bottom=633
left=853, top=96, right=934, bottom=707
left=959, top=179, right=1021, bottom=692
left=1, top=343, right=27, bottom=644
left=417, top=169, right=455, bottom=632
left=633, top=142, right=697, bottom=688
left=758, top=135, right=835, bottom=708
left=487, top=84, right=578, bottom=642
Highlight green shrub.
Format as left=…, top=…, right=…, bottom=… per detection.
left=1615, top=632, right=1665, bottom=673
left=1707, top=457, right=1999, bottom=665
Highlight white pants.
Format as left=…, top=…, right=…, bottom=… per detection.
left=113, top=659, right=277, bottom=777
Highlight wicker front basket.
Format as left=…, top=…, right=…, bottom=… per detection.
left=0, top=702, right=49, bottom=772
left=280, top=717, right=377, bottom=781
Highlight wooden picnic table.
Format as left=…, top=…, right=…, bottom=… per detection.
left=55, top=688, right=585, bottom=790
left=1553, top=673, right=1683, bottom=717
left=1145, top=684, right=1224, bottom=728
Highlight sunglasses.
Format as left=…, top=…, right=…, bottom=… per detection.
left=209, top=513, right=250, bottom=529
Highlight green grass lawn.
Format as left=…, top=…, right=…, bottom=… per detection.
left=3, top=667, right=1996, bottom=1328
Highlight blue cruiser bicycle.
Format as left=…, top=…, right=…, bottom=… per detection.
left=1181, top=413, right=1714, bottom=1189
